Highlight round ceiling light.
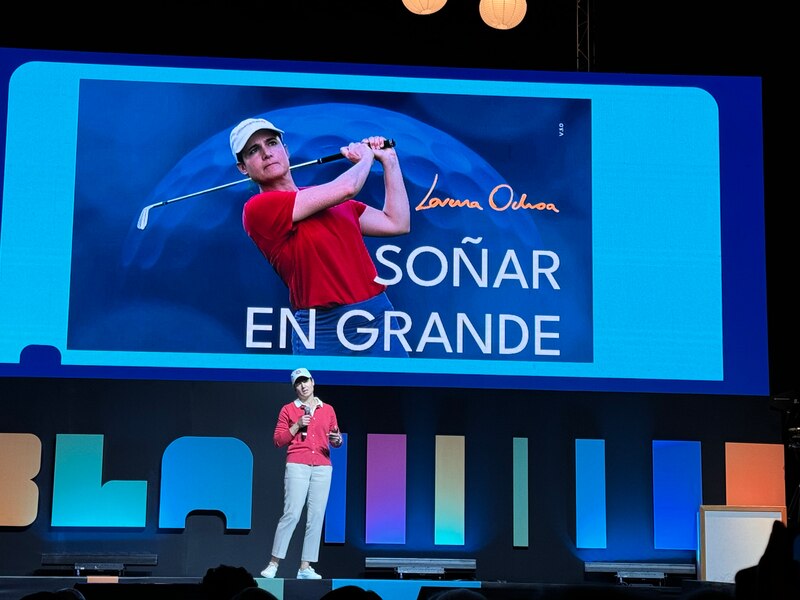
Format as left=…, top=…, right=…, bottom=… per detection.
left=402, top=0, right=448, bottom=15
left=479, top=0, right=527, bottom=30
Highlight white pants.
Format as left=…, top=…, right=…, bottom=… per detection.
left=271, top=463, right=333, bottom=563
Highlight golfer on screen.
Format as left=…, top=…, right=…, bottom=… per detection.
left=230, top=117, right=411, bottom=356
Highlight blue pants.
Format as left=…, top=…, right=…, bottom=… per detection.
left=292, top=292, right=409, bottom=357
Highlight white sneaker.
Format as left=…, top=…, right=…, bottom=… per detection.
left=260, top=562, right=278, bottom=578
left=297, top=566, right=322, bottom=579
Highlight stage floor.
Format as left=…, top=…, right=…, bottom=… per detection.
left=0, top=576, right=734, bottom=600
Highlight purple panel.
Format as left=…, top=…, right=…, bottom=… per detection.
left=365, top=434, right=407, bottom=544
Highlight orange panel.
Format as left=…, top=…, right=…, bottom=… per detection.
left=725, top=442, right=785, bottom=507
left=0, top=433, right=41, bottom=527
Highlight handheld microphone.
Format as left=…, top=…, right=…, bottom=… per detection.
left=301, top=404, right=311, bottom=441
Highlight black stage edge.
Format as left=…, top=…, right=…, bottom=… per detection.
left=0, top=577, right=736, bottom=600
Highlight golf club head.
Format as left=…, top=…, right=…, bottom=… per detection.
left=137, top=206, right=151, bottom=230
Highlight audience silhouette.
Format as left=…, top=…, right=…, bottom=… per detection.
left=734, top=520, right=800, bottom=600
left=201, top=564, right=260, bottom=600
left=230, top=588, right=278, bottom=600
left=19, top=589, right=86, bottom=600
left=318, top=584, right=383, bottom=599
left=427, top=590, right=487, bottom=600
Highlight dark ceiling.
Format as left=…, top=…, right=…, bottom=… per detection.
left=0, top=1, right=792, bottom=396
left=0, top=2, right=774, bottom=76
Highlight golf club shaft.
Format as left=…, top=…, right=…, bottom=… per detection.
left=137, top=138, right=396, bottom=230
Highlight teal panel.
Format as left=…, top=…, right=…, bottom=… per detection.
left=51, top=434, right=146, bottom=527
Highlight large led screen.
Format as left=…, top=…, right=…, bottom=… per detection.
left=0, top=47, right=768, bottom=394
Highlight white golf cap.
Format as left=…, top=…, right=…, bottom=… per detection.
left=229, top=117, right=285, bottom=159
left=291, top=367, right=312, bottom=385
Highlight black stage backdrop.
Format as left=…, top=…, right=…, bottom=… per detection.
left=0, top=376, right=785, bottom=582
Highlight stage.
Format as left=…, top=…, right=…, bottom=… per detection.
left=0, top=576, right=734, bottom=600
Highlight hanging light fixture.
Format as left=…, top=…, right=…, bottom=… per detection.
left=402, top=0, right=526, bottom=30
left=402, top=0, right=448, bottom=15
left=479, top=0, right=527, bottom=30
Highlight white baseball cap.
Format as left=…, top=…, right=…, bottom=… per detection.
left=229, top=117, right=285, bottom=159
left=291, top=367, right=312, bottom=385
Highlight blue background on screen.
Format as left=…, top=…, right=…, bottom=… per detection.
left=0, top=51, right=767, bottom=394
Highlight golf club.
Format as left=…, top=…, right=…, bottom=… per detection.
left=136, top=139, right=396, bottom=231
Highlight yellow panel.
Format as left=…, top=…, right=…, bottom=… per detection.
left=434, top=435, right=465, bottom=545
